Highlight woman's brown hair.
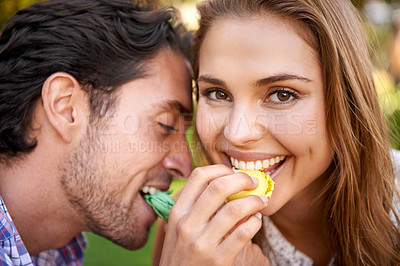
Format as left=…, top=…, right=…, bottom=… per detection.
left=193, top=0, right=400, bottom=264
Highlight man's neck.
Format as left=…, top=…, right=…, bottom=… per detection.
left=0, top=147, right=85, bottom=255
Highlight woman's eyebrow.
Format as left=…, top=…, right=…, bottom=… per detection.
left=254, top=73, right=311, bottom=87
left=198, top=73, right=311, bottom=88
left=197, top=75, right=227, bottom=87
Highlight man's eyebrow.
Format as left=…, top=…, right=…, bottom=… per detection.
left=157, top=100, right=191, bottom=115
left=254, top=73, right=311, bottom=87
left=197, top=75, right=227, bottom=87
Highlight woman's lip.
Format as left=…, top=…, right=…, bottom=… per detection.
left=224, top=150, right=283, bottom=161
left=263, top=157, right=286, bottom=173
left=268, top=156, right=288, bottom=180
left=223, top=150, right=288, bottom=180
left=226, top=152, right=286, bottom=171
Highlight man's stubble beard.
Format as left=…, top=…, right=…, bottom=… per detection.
left=59, top=123, right=150, bottom=250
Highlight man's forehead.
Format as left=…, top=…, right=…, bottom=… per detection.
left=156, top=100, right=192, bottom=115
left=134, top=49, right=193, bottom=115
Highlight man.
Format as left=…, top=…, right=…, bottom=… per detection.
left=0, top=0, right=193, bottom=264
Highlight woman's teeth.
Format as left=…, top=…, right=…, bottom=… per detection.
left=141, top=186, right=159, bottom=195
left=230, top=156, right=285, bottom=171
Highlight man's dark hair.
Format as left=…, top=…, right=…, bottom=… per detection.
left=0, top=0, right=190, bottom=157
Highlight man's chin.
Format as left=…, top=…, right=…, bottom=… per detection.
left=97, top=228, right=150, bottom=251
left=121, top=235, right=149, bottom=251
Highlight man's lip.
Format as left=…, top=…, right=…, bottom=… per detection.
left=140, top=183, right=171, bottom=193
left=139, top=192, right=158, bottom=220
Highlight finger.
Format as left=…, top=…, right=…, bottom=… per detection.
left=162, top=166, right=233, bottom=257
left=233, top=242, right=270, bottom=266
left=170, top=164, right=233, bottom=219
left=215, top=213, right=263, bottom=264
left=199, top=195, right=268, bottom=246
left=182, top=171, right=259, bottom=226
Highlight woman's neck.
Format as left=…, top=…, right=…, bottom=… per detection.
left=270, top=175, right=334, bottom=266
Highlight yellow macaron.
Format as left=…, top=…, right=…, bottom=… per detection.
left=226, top=168, right=274, bottom=201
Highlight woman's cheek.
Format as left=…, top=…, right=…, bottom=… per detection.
left=197, top=108, right=227, bottom=139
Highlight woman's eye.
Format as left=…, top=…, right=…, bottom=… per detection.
left=268, top=89, right=298, bottom=103
left=205, top=89, right=231, bottom=101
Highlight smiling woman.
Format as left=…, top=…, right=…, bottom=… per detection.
left=196, top=9, right=332, bottom=217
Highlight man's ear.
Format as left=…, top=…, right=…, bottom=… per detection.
left=41, top=72, right=87, bottom=143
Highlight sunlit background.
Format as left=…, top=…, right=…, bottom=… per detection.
left=1, top=0, right=400, bottom=265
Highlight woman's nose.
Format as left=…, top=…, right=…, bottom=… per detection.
left=224, top=108, right=265, bottom=147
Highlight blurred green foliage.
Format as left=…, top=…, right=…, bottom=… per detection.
left=374, top=69, right=400, bottom=149
left=84, top=228, right=155, bottom=266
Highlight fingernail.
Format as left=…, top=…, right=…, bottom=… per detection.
left=259, top=195, right=268, bottom=203
left=255, top=212, right=262, bottom=220
left=251, top=176, right=259, bottom=184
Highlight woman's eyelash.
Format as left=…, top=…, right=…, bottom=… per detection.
left=200, top=87, right=299, bottom=104
left=200, top=88, right=217, bottom=97
left=266, top=88, right=299, bottom=103
left=201, top=88, right=232, bottom=101
left=270, top=88, right=298, bottom=97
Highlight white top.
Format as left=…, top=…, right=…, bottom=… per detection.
left=261, top=149, right=400, bottom=266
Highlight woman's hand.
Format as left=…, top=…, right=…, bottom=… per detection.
left=233, top=242, right=271, bottom=266
left=159, top=164, right=269, bottom=266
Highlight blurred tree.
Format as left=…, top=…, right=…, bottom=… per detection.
left=3, top=0, right=392, bottom=30
left=1, top=0, right=194, bottom=30
left=0, top=0, right=45, bottom=30
left=351, top=0, right=366, bottom=8
left=350, top=0, right=396, bottom=9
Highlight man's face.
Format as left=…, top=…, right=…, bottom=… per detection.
left=61, top=49, right=193, bottom=249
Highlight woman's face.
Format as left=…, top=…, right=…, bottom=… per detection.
left=196, top=15, right=334, bottom=215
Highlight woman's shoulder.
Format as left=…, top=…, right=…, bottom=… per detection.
left=390, top=149, right=400, bottom=228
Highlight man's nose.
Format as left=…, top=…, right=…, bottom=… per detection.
left=163, top=138, right=192, bottom=179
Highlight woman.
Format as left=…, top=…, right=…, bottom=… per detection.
left=157, top=0, right=400, bottom=265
